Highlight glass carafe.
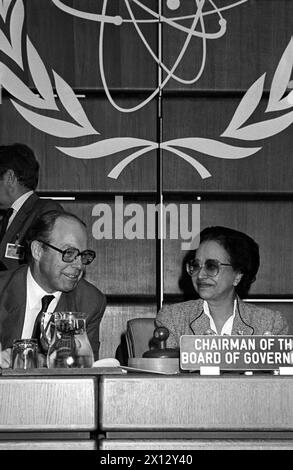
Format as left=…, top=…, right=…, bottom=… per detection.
left=45, top=312, right=94, bottom=368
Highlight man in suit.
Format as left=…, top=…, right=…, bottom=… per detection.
left=0, top=210, right=106, bottom=367
left=0, top=143, right=63, bottom=271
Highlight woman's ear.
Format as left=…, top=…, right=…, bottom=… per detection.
left=30, top=240, right=43, bottom=262
left=233, top=273, right=243, bottom=287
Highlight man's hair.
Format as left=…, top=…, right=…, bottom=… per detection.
left=0, top=143, right=39, bottom=190
left=26, top=210, right=86, bottom=249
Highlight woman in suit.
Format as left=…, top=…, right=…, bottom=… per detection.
left=156, top=226, right=288, bottom=348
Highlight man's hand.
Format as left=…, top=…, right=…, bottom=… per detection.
left=0, top=348, right=12, bottom=368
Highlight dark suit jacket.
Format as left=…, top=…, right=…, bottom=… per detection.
left=0, top=265, right=106, bottom=360
left=0, top=193, right=63, bottom=271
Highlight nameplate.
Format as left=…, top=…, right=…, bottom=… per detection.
left=180, top=335, right=293, bottom=371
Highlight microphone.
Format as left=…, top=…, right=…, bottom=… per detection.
left=142, top=327, right=179, bottom=358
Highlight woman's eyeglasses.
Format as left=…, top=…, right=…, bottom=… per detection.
left=186, top=259, right=232, bottom=277
left=39, top=241, right=96, bottom=265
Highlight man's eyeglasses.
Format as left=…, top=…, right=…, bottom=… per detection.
left=39, top=241, right=96, bottom=265
left=186, top=259, right=232, bottom=277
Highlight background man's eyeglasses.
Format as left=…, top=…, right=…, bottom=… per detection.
left=39, top=241, right=96, bottom=265
left=186, top=259, right=232, bottom=277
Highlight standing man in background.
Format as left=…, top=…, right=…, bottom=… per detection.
left=0, top=143, right=63, bottom=270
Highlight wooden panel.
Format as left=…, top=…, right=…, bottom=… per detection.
left=24, top=0, right=293, bottom=92
left=62, top=201, right=156, bottom=296
left=162, top=0, right=293, bottom=91
left=0, top=440, right=96, bottom=450
left=99, top=304, right=156, bottom=360
left=101, top=439, right=293, bottom=450
left=163, top=200, right=293, bottom=296
left=100, top=375, right=293, bottom=430
left=26, top=0, right=158, bottom=89
left=0, top=96, right=157, bottom=192
left=162, top=97, right=293, bottom=192
left=0, top=377, right=96, bottom=430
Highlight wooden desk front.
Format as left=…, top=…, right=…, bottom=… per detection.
left=0, top=372, right=97, bottom=450
left=99, top=374, right=293, bottom=449
left=2, top=371, right=293, bottom=450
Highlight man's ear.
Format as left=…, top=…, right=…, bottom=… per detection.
left=4, top=169, right=16, bottom=187
left=30, top=240, right=43, bottom=262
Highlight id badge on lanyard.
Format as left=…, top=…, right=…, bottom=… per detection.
left=5, top=234, right=25, bottom=260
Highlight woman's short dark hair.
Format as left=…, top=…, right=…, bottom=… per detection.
left=0, top=143, right=39, bottom=190
left=196, top=226, right=260, bottom=298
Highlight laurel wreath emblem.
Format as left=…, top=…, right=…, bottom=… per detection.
left=1, top=0, right=293, bottom=180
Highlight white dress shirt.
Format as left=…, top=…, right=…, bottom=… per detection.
left=203, top=299, right=237, bottom=335
left=7, top=190, right=34, bottom=230
left=21, top=267, right=62, bottom=339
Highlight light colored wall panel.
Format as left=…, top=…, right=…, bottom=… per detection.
left=99, top=304, right=156, bottom=359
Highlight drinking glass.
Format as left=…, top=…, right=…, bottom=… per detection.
left=11, top=339, right=38, bottom=369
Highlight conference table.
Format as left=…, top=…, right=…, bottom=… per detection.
left=1, top=368, right=293, bottom=450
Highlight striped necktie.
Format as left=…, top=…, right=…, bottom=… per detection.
left=32, top=295, right=55, bottom=352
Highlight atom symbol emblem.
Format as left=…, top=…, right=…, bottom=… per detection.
left=52, top=0, right=249, bottom=112
left=1, top=0, right=293, bottom=181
